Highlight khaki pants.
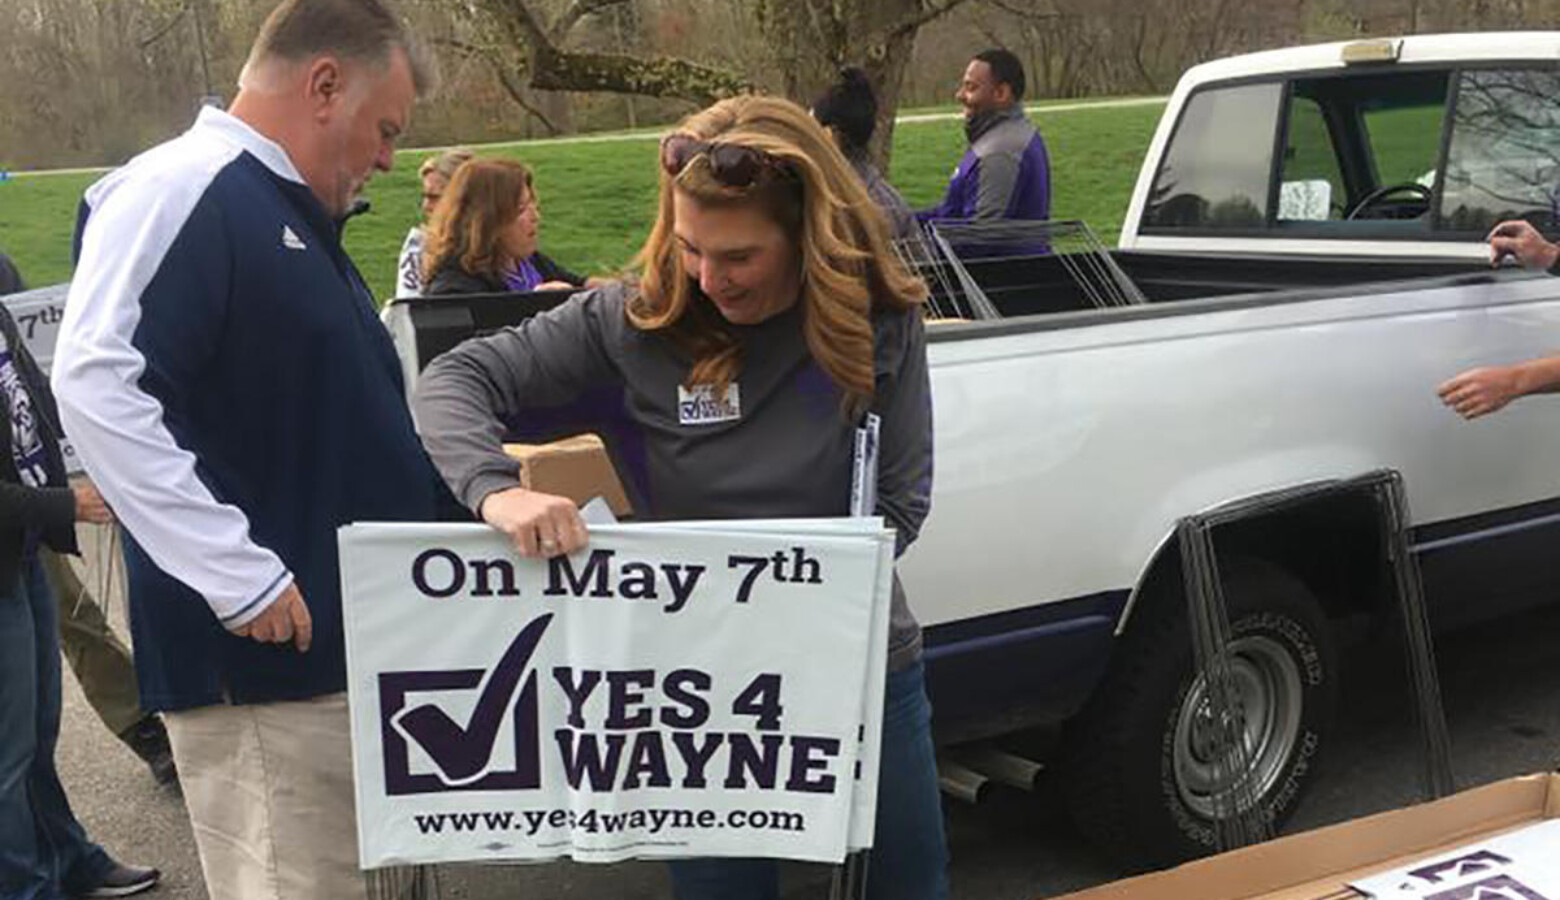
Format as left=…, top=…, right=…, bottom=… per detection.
left=164, top=692, right=368, bottom=900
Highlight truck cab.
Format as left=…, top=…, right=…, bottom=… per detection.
left=1120, top=33, right=1560, bottom=259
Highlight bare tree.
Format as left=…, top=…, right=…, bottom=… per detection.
left=9, top=0, right=1560, bottom=170
left=465, top=0, right=753, bottom=104
left=456, top=0, right=976, bottom=167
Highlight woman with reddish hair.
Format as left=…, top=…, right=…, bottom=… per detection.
left=421, top=158, right=586, bottom=296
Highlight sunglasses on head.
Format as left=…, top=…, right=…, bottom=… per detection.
left=660, top=134, right=790, bottom=189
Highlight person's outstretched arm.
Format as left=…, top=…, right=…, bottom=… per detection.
left=1438, top=357, right=1560, bottom=420
left=1437, top=219, right=1560, bottom=420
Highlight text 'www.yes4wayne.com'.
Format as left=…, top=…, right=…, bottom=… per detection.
left=413, top=806, right=807, bottom=837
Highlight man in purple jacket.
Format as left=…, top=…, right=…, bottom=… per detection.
left=920, top=49, right=1050, bottom=222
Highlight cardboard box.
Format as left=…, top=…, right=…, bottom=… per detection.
left=503, top=434, right=633, bottom=518
left=1052, top=773, right=1560, bottom=900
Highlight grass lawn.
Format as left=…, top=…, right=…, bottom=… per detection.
left=0, top=100, right=1166, bottom=302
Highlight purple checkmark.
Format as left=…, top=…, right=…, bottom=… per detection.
left=392, top=614, right=552, bottom=785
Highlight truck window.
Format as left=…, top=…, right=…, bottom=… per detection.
left=1362, top=98, right=1445, bottom=187
left=1440, top=68, right=1560, bottom=235
left=1278, top=96, right=1347, bottom=221
left=1143, top=82, right=1282, bottom=230
left=1279, top=70, right=1448, bottom=229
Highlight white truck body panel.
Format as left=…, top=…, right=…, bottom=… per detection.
left=900, top=273, right=1560, bottom=627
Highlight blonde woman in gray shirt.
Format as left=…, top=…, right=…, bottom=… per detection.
left=414, top=95, right=947, bottom=900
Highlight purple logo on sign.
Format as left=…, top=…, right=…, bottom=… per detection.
left=1410, top=852, right=1515, bottom=885
left=1424, top=875, right=1551, bottom=900
left=379, top=614, right=552, bottom=795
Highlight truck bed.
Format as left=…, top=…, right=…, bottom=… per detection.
left=954, top=249, right=1494, bottom=318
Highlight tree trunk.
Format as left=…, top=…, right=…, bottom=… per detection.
left=862, top=30, right=917, bottom=175
left=756, top=0, right=971, bottom=172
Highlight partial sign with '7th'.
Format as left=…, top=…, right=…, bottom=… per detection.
left=339, top=519, right=894, bottom=869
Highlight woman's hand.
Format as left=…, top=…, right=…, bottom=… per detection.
left=536, top=280, right=576, bottom=292
left=71, top=480, right=114, bottom=525
left=479, top=487, right=589, bottom=558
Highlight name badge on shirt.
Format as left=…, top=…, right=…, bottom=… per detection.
left=677, top=383, right=741, bottom=426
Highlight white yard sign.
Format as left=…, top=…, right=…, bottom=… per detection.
left=1351, top=819, right=1560, bottom=900
left=340, top=519, right=894, bottom=869
left=1, top=285, right=67, bottom=375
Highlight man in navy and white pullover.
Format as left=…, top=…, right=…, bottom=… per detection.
left=50, top=2, right=448, bottom=898
left=919, top=48, right=1051, bottom=222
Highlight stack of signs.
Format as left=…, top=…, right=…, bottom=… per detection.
left=1350, top=820, right=1560, bottom=900
left=338, top=518, right=895, bottom=868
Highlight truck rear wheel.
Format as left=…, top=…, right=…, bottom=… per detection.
left=1058, top=558, right=1338, bottom=870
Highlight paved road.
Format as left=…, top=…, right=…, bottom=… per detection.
left=56, top=541, right=1560, bottom=899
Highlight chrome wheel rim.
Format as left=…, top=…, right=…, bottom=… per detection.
left=1172, top=635, right=1304, bottom=819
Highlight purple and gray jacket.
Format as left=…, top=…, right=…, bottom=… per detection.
left=919, top=106, right=1050, bottom=222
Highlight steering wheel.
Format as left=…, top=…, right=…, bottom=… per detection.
left=1346, top=182, right=1432, bottom=221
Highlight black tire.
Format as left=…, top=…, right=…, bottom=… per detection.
left=1058, top=557, right=1338, bottom=870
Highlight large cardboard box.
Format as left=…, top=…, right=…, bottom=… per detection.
left=503, top=434, right=633, bottom=518
left=1052, top=773, right=1560, bottom=900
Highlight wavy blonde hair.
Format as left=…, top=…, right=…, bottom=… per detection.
left=631, top=95, right=926, bottom=410
left=422, top=158, right=533, bottom=284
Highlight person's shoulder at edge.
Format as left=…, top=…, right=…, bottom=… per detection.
left=84, top=121, right=236, bottom=215
left=556, top=276, right=634, bottom=329
left=543, top=278, right=647, bottom=362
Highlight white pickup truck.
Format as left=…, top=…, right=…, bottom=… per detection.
left=899, top=32, right=1560, bottom=867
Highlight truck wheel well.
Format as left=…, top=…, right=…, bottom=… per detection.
left=1129, top=489, right=1392, bottom=631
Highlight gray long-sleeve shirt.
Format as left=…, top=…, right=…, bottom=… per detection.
left=412, top=282, right=933, bottom=671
